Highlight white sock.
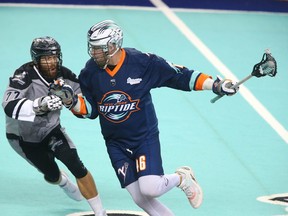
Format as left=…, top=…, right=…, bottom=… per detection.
left=59, top=173, right=68, bottom=187
left=88, top=195, right=106, bottom=216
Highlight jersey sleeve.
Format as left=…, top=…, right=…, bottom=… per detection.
left=2, top=67, right=36, bottom=122
left=189, top=70, right=213, bottom=91
left=76, top=67, right=99, bottom=119
left=147, top=54, right=212, bottom=91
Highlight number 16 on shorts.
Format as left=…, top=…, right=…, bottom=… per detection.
left=136, top=155, right=146, bottom=172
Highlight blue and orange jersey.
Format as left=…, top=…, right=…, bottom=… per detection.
left=78, top=48, right=211, bottom=148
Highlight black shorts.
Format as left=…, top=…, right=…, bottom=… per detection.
left=9, top=125, right=87, bottom=183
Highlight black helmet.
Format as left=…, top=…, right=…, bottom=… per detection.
left=30, top=36, right=62, bottom=64
left=30, top=36, right=63, bottom=79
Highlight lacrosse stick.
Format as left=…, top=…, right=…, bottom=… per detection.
left=210, top=49, right=277, bottom=103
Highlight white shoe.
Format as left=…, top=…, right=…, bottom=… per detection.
left=95, top=209, right=107, bottom=216
left=176, top=166, right=203, bottom=208
left=59, top=171, right=83, bottom=201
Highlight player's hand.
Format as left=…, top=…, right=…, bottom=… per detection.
left=212, top=75, right=239, bottom=96
left=33, top=95, right=62, bottom=115
left=49, top=79, right=77, bottom=109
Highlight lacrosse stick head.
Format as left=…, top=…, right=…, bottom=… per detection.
left=251, top=49, right=277, bottom=78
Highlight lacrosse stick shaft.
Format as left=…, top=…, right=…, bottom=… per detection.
left=210, top=74, right=253, bottom=103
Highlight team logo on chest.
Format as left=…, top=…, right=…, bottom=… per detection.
left=98, top=90, right=140, bottom=123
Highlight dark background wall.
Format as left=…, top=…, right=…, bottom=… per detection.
left=2, top=0, right=288, bottom=13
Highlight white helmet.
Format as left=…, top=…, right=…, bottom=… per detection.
left=88, top=20, right=123, bottom=48
left=87, top=20, right=123, bottom=69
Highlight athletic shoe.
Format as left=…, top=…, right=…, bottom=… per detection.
left=176, top=166, right=203, bottom=208
left=95, top=210, right=108, bottom=216
left=59, top=171, right=83, bottom=201
left=82, top=210, right=107, bottom=216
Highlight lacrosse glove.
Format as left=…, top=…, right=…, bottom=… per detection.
left=33, top=95, right=62, bottom=115
left=212, top=75, right=239, bottom=96
left=49, top=79, right=78, bottom=109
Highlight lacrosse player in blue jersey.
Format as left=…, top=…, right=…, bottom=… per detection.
left=2, top=36, right=107, bottom=216
left=51, top=20, right=239, bottom=216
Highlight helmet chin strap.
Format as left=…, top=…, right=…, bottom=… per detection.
left=103, top=47, right=120, bottom=69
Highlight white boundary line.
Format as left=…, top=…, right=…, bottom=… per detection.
left=150, top=0, right=288, bottom=144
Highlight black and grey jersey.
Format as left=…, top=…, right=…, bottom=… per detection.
left=2, top=62, right=80, bottom=143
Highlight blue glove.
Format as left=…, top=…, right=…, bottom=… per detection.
left=212, top=76, right=239, bottom=96
left=49, top=79, right=78, bottom=109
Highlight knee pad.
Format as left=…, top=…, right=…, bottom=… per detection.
left=139, top=175, right=163, bottom=197
left=44, top=171, right=61, bottom=184
left=55, top=146, right=88, bottom=179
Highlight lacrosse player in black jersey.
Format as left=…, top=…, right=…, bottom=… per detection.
left=2, top=36, right=107, bottom=216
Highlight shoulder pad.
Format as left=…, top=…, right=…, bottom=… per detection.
left=9, top=63, right=33, bottom=89
left=58, top=66, right=79, bottom=83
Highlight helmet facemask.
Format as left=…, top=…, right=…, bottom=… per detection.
left=87, top=20, right=123, bottom=69
left=38, top=55, right=61, bottom=80
left=30, top=36, right=62, bottom=80
left=88, top=43, right=119, bottom=69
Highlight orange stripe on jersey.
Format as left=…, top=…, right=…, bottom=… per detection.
left=194, top=73, right=212, bottom=90
left=71, top=96, right=87, bottom=115
left=105, top=49, right=126, bottom=77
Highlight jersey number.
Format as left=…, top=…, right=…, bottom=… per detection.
left=136, top=155, right=146, bottom=172
left=5, top=91, right=20, bottom=101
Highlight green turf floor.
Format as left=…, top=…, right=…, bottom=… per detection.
left=0, top=4, right=287, bottom=216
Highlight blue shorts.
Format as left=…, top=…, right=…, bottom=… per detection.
left=106, top=135, right=164, bottom=188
